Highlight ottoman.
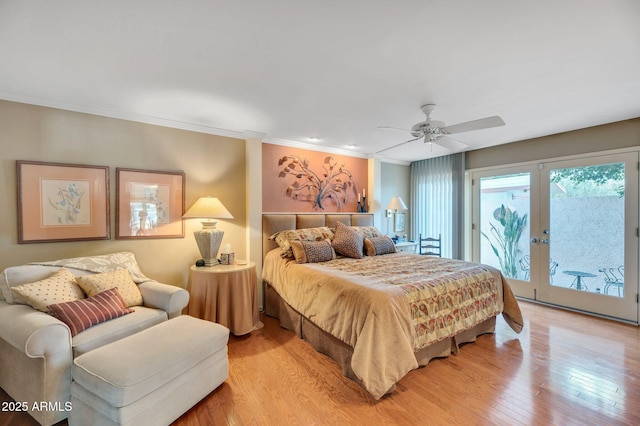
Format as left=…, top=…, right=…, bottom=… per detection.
left=69, top=315, right=229, bottom=426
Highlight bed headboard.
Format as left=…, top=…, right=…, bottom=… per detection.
left=262, top=213, right=374, bottom=260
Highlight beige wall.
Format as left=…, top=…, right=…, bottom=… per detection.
left=380, top=162, right=410, bottom=236
left=466, top=118, right=640, bottom=170
left=0, top=100, right=247, bottom=289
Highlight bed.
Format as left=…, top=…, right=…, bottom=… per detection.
left=262, top=213, right=523, bottom=400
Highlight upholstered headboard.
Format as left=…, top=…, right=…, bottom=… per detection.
left=262, top=213, right=374, bottom=260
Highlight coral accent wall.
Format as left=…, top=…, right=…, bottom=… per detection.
left=262, top=143, right=368, bottom=212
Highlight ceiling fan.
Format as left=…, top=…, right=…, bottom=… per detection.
left=376, top=104, right=505, bottom=154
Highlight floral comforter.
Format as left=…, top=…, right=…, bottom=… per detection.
left=262, top=251, right=523, bottom=399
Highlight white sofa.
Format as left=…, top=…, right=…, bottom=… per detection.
left=0, top=252, right=190, bottom=426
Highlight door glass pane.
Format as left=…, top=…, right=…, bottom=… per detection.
left=479, top=173, right=530, bottom=280
left=549, top=162, right=625, bottom=297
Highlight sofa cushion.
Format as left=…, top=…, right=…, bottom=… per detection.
left=10, top=268, right=86, bottom=312
left=48, top=288, right=134, bottom=337
left=77, top=269, right=143, bottom=307
left=72, top=306, right=168, bottom=357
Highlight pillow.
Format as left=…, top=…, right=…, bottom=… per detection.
left=364, top=236, right=397, bottom=256
left=10, top=268, right=85, bottom=313
left=331, top=222, right=364, bottom=259
left=76, top=269, right=143, bottom=307
left=270, top=227, right=335, bottom=258
left=351, top=226, right=384, bottom=240
left=291, top=239, right=336, bottom=264
left=48, top=287, right=134, bottom=336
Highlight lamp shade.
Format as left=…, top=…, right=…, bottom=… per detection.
left=183, top=197, right=233, bottom=267
left=386, top=196, right=408, bottom=211
left=182, top=196, right=234, bottom=220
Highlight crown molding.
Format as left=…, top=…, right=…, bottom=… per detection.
left=0, top=92, right=246, bottom=139
left=0, top=92, right=387, bottom=161
left=261, top=136, right=369, bottom=159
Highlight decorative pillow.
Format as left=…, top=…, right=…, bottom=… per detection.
left=331, top=222, right=364, bottom=259
left=291, top=239, right=336, bottom=264
left=10, top=268, right=85, bottom=313
left=76, top=269, right=143, bottom=307
left=48, top=287, right=134, bottom=336
left=351, top=226, right=384, bottom=240
left=364, top=236, right=397, bottom=256
left=270, top=227, right=335, bottom=258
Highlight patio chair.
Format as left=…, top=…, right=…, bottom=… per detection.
left=518, top=255, right=530, bottom=280
left=518, top=255, right=558, bottom=283
left=598, top=266, right=624, bottom=296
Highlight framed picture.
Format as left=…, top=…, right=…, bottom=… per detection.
left=116, top=168, right=185, bottom=239
left=394, top=212, right=406, bottom=233
left=17, top=161, right=110, bottom=243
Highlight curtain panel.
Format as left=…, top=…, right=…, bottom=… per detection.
left=410, top=153, right=465, bottom=259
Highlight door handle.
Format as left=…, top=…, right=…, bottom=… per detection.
left=541, top=239, right=549, bottom=244
left=531, top=238, right=539, bottom=243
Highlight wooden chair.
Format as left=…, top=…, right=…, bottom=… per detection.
left=419, top=234, right=441, bottom=257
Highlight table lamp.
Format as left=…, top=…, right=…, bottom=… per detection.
left=386, top=196, right=408, bottom=217
left=182, top=196, right=234, bottom=266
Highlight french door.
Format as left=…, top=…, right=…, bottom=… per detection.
left=471, top=151, right=638, bottom=322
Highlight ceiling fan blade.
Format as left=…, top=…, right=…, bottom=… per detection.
left=441, top=116, right=505, bottom=134
left=434, top=136, right=468, bottom=152
left=377, top=125, right=414, bottom=133
left=376, top=135, right=423, bottom=154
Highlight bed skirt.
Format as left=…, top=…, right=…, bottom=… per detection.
left=264, top=282, right=497, bottom=397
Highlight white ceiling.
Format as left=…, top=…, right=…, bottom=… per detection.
left=1, top=1, right=639, bottom=163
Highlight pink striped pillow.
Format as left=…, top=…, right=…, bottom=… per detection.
left=48, top=287, right=134, bottom=336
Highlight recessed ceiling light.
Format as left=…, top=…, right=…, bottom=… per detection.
left=346, top=144, right=358, bottom=149
left=308, top=136, right=321, bottom=142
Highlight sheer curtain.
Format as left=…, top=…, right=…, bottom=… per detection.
left=410, top=153, right=465, bottom=259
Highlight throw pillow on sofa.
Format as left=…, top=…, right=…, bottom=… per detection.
left=10, top=268, right=85, bottom=313
left=76, top=269, right=143, bottom=307
left=48, top=287, right=134, bottom=336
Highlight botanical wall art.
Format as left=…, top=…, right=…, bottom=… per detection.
left=262, top=143, right=368, bottom=212
left=17, top=161, right=110, bottom=243
left=116, top=168, right=185, bottom=239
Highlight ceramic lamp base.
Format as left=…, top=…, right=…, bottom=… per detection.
left=193, top=221, right=224, bottom=267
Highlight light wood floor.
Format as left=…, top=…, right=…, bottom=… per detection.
left=2, top=300, right=639, bottom=426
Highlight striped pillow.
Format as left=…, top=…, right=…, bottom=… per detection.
left=48, top=287, right=134, bottom=336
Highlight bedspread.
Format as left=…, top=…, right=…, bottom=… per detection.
left=262, top=250, right=523, bottom=399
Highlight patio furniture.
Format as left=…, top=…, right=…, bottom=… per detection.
left=518, top=255, right=559, bottom=283
left=598, top=266, right=624, bottom=296
left=563, top=270, right=597, bottom=291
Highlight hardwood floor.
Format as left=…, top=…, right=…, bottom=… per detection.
left=2, top=300, right=639, bottom=425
